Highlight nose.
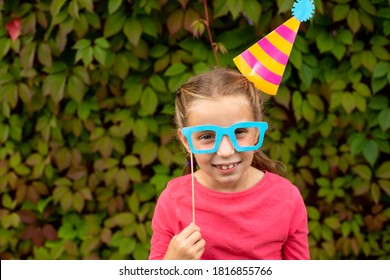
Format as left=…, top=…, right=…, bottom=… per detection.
left=216, top=135, right=235, bottom=157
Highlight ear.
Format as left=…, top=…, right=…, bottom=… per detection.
left=178, top=128, right=191, bottom=153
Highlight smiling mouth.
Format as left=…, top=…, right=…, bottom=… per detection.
left=214, top=162, right=239, bottom=170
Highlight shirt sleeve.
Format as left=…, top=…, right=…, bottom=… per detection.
left=282, top=186, right=310, bottom=260
left=148, top=187, right=176, bottom=260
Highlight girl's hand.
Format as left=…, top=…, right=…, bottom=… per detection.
left=163, top=223, right=206, bottom=260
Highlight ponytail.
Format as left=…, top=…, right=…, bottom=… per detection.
left=251, top=150, right=287, bottom=177
left=182, top=153, right=197, bottom=175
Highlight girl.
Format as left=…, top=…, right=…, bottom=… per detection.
left=148, top=68, right=309, bottom=260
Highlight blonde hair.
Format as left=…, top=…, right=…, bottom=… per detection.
left=175, top=68, right=286, bottom=176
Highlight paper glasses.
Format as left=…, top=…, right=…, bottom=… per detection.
left=181, top=121, right=268, bottom=154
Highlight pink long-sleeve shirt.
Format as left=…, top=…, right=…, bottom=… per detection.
left=149, top=171, right=309, bottom=260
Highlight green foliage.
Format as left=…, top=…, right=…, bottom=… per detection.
left=0, top=0, right=389, bottom=260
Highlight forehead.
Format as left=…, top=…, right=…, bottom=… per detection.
left=187, top=95, right=254, bottom=127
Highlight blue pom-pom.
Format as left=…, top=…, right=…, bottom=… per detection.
left=292, top=0, right=315, bottom=22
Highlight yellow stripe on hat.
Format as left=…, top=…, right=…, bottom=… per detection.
left=284, top=17, right=300, bottom=33
left=233, top=55, right=279, bottom=95
left=247, top=43, right=285, bottom=76
left=266, top=31, right=293, bottom=56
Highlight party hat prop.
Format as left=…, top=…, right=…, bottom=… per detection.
left=233, top=0, right=315, bottom=95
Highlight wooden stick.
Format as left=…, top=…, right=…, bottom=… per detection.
left=190, top=152, right=195, bottom=224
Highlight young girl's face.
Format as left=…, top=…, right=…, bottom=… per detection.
left=179, top=95, right=260, bottom=192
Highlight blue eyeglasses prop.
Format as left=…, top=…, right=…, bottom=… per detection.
left=181, top=121, right=268, bottom=154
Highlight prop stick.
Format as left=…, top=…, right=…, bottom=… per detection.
left=190, top=152, right=196, bottom=224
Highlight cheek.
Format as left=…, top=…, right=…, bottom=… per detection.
left=194, top=154, right=212, bottom=165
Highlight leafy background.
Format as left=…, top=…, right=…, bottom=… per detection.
left=0, top=0, right=389, bottom=260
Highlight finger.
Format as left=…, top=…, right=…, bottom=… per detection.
left=193, top=239, right=206, bottom=259
left=194, top=238, right=206, bottom=252
left=178, top=223, right=200, bottom=239
left=187, top=230, right=202, bottom=245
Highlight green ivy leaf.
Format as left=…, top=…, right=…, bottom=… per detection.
left=340, top=93, right=356, bottom=114
left=140, top=142, right=158, bottom=166
left=68, top=0, right=80, bottom=19
left=302, top=100, right=315, bottom=123
left=307, top=206, right=320, bottom=221
left=332, top=40, right=346, bottom=61
left=93, top=46, right=107, bottom=65
left=73, top=39, right=91, bottom=50
left=164, top=63, right=187, bottom=76
left=43, top=74, right=67, bottom=104
left=0, top=37, right=11, bottom=60
left=378, top=108, right=390, bottom=132
left=140, top=87, right=158, bottom=115
left=353, top=165, right=372, bottom=181
left=3, top=83, right=18, bottom=109
left=377, top=7, right=390, bottom=19
left=139, top=16, right=158, bottom=38
left=99, top=136, right=114, bottom=158
left=316, top=32, right=335, bottom=53
left=371, top=77, right=387, bottom=94
left=124, top=83, right=142, bottom=106
left=103, top=11, right=126, bottom=38
left=243, top=0, right=262, bottom=24
left=154, top=55, right=170, bottom=73
left=372, top=45, right=390, bottom=60
left=50, top=0, right=67, bottom=16
left=127, top=166, right=142, bottom=183
left=149, top=74, right=167, bottom=93
left=350, top=134, right=367, bottom=156
left=108, top=0, right=123, bottom=14
left=376, top=162, right=390, bottom=179
left=78, top=0, right=94, bottom=12
left=373, top=61, right=390, bottom=78
left=347, top=9, right=361, bottom=33
left=67, top=75, right=85, bottom=103
left=363, top=140, right=379, bottom=166
left=149, top=45, right=168, bottom=58
left=113, top=212, right=135, bottom=227
left=324, top=216, right=341, bottom=230
left=167, top=9, right=183, bottom=35
left=75, top=46, right=93, bottom=66
left=336, top=29, right=353, bottom=45
left=94, top=37, right=110, bottom=49
left=115, top=168, right=130, bottom=192
left=0, top=123, right=9, bottom=143
left=124, top=17, right=143, bottom=46
left=292, top=91, right=303, bottom=121
left=333, top=4, right=349, bottom=22
left=277, top=0, right=293, bottom=14
left=123, top=155, right=140, bottom=166
left=20, top=42, right=37, bottom=69
left=307, top=94, right=324, bottom=112
left=370, top=183, right=380, bottom=204
left=361, top=50, right=377, bottom=72
left=133, top=119, right=148, bottom=142
left=290, top=48, right=302, bottom=69
left=37, top=43, right=52, bottom=67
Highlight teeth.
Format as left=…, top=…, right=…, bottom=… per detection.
left=217, top=163, right=237, bottom=170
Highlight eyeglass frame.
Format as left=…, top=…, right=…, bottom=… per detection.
left=181, top=121, right=268, bottom=154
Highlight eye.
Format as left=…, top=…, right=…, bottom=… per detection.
left=199, top=133, right=215, bottom=141
left=235, top=128, right=248, bottom=135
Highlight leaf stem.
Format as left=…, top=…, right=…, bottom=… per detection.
left=203, top=0, right=219, bottom=66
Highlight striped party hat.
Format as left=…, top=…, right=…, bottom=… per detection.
left=233, top=0, right=315, bottom=95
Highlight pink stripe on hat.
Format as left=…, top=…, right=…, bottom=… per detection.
left=275, top=25, right=297, bottom=44
left=241, top=50, right=282, bottom=85
left=258, top=38, right=289, bottom=65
